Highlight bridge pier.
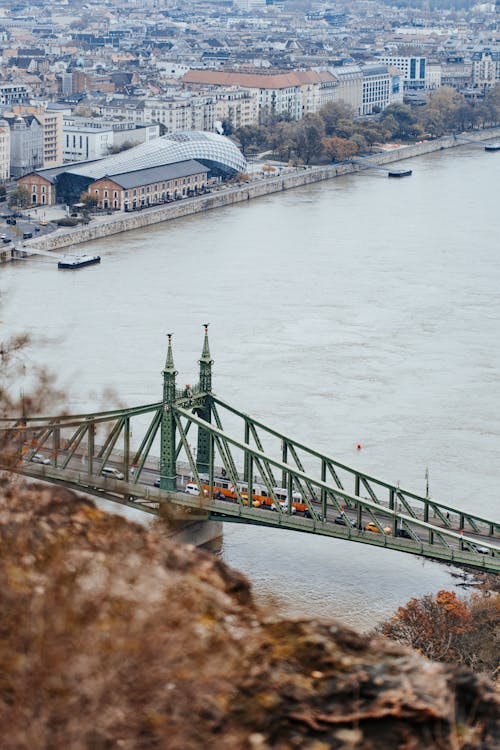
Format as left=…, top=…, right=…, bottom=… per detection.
left=167, top=520, right=223, bottom=547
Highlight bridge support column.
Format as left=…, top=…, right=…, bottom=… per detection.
left=282, top=441, right=288, bottom=489
left=160, top=334, right=177, bottom=492
left=321, top=460, right=327, bottom=519
left=53, top=424, right=60, bottom=468
left=87, top=423, right=94, bottom=477
left=123, top=417, right=130, bottom=482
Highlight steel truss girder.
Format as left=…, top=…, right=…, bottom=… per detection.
left=211, top=397, right=500, bottom=536
left=175, top=405, right=499, bottom=555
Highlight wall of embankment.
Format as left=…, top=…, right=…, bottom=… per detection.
left=12, top=128, right=500, bottom=256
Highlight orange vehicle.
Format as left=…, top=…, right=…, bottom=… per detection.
left=200, top=476, right=309, bottom=513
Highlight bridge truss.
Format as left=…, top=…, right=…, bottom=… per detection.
left=1, top=327, right=499, bottom=573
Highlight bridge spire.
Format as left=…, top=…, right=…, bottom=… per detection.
left=160, top=333, right=177, bottom=491
left=163, top=333, right=176, bottom=375
left=197, top=324, right=213, bottom=474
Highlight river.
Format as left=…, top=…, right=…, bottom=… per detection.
left=1, top=143, right=499, bottom=631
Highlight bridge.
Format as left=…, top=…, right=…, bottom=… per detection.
left=454, top=134, right=500, bottom=152
left=1, top=327, right=499, bottom=573
left=348, top=159, right=412, bottom=177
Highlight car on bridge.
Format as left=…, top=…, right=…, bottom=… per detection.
left=102, top=466, right=124, bottom=480
left=32, top=453, right=50, bottom=465
left=334, top=514, right=357, bottom=527
left=365, top=522, right=391, bottom=534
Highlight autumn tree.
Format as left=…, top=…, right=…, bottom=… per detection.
left=322, top=136, right=358, bottom=162
left=378, top=589, right=499, bottom=679
left=80, top=191, right=98, bottom=209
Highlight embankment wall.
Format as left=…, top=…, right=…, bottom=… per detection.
left=6, top=128, right=500, bottom=259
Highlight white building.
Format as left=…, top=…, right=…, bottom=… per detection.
left=378, top=56, right=427, bottom=91
left=329, top=66, right=363, bottom=116
left=62, top=116, right=160, bottom=162
left=0, top=119, right=10, bottom=180
left=361, top=65, right=391, bottom=115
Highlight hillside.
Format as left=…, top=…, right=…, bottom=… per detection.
left=0, top=478, right=498, bottom=749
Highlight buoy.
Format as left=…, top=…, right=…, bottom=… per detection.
left=356, top=444, right=362, bottom=450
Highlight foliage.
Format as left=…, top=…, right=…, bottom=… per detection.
left=378, top=589, right=500, bottom=679
left=293, top=114, right=325, bottom=164
left=79, top=191, right=98, bottom=208
left=8, top=186, right=30, bottom=208
left=322, top=135, right=358, bottom=162
left=108, top=139, right=138, bottom=154
left=56, top=217, right=80, bottom=226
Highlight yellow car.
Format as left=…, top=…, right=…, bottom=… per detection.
left=39, top=220, right=48, bottom=226
left=365, top=522, right=392, bottom=534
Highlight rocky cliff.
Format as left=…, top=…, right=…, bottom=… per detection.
left=0, top=479, right=498, bottom=750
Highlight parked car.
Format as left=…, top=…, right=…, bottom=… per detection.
left=154, top=478, right=161, bottom=488
left=32, top=453, right=50, bottom=465
left=102, top=466, right=124, bottom=480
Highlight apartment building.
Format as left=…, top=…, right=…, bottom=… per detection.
left=3, top=114, right=43, bottom=178
left=182, top=69, right=338, bottom=120
left=471, top=51, right=499, bottom=92
left=378, top=56, right=427, bottom=91
left=12, top=105, right=64, bottom=168
left=0, top=119, right=10, bottom=180
left=330, top=66, right=363, bottom=115
left=361, top=65, right=391, bottom=115
left=62, top=117, right=160, bottom=161
left=0, top=83, right=30, bottom=107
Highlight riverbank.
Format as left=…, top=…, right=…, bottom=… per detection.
left=5, top=128, right=500, bottom=259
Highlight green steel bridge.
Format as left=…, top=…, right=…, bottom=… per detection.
left=2, top=327, right=499, bottom=573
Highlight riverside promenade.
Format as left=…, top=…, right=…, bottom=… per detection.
left=8, top=129, right=500, bottom=258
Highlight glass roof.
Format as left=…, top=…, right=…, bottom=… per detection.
left=67, top=131, right=247, bottom=179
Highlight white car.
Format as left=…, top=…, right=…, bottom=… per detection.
left=271, top=501, right=296, bottom=514
left=102, top=466, right=125, bottom=480
left=32, top=453, right=50, bottom=465
left=185, top=482, right=204, bottom=496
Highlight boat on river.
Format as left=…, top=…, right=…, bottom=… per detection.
left=58, top=254, right=101, bottom=269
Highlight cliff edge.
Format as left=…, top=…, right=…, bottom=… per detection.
left=0, top=480, right=498, bottom=750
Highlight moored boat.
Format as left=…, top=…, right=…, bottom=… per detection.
left=58, top=254, right=101, bottom=269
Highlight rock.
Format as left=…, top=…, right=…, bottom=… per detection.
left=0, top=481, right=498, bottom=749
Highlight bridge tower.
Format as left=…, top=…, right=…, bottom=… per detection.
left=160, top=333, right=177, bottom=491
left=196, top=324, right=213, bottom=475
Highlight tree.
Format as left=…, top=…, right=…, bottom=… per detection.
left=80, top=191, right=98, bottom=209
left=318, top=101, right=355, bottom=136
left=8, top=186, right=30, bottom=208
left=322, top=136, right=358, bottom=162
left=378, top=589, right=499, bottom=678
left=108, top=140, right=138, bottom=155
left=293, top=114, right=325, bottom=164
left=234, top=125, right=267, bottom=156
left=381, top=104, right=421, bottom=139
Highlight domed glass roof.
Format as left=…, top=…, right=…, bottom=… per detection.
left=67, top=131, right=246, bottom=179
